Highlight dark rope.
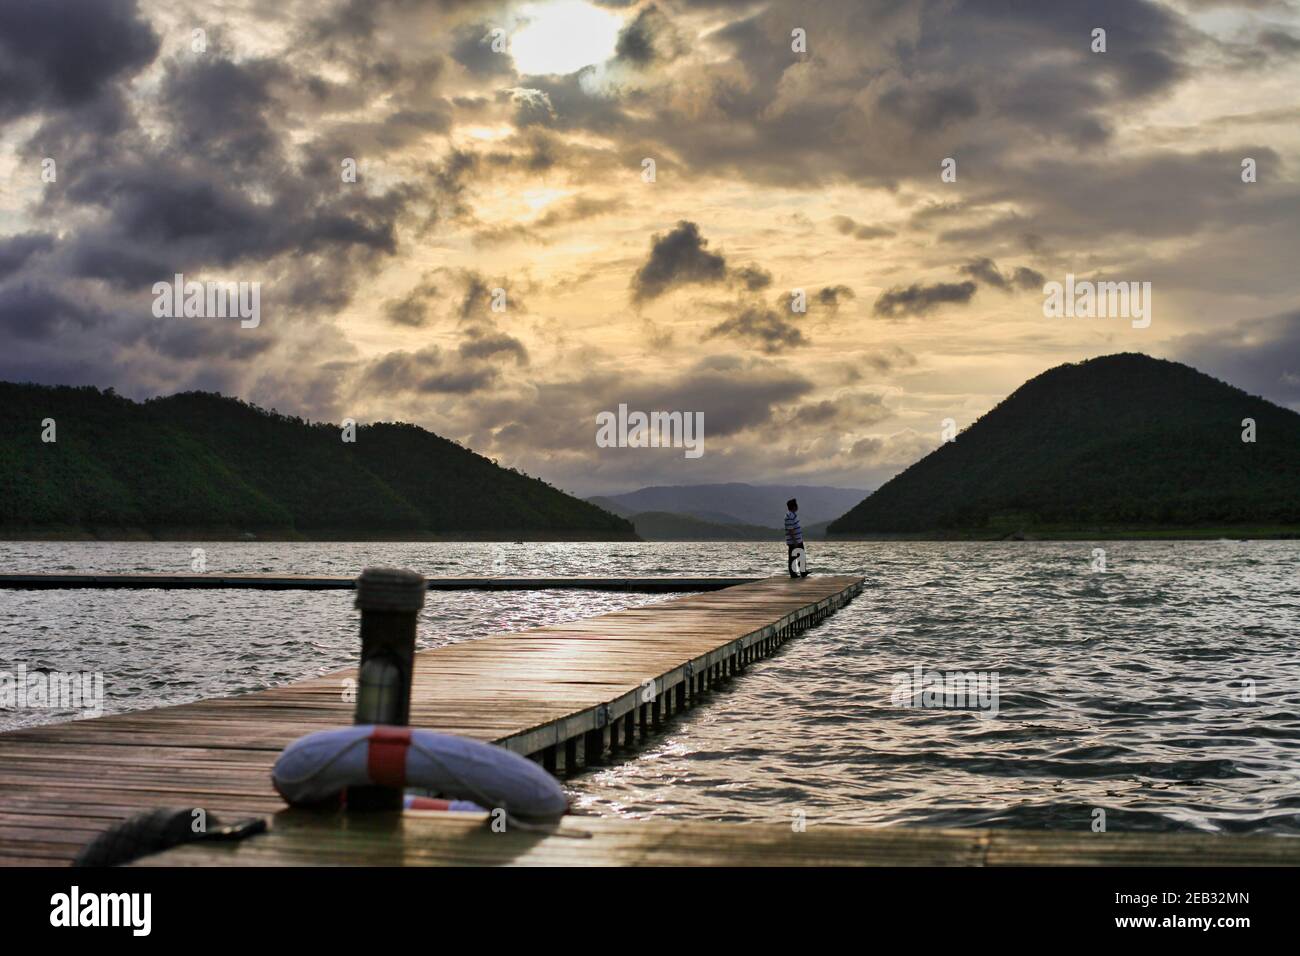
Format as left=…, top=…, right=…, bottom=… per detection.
left=74, top=807, right=267, bottom=867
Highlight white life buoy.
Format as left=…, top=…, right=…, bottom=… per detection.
left=272, top=725, right=569, bottom=821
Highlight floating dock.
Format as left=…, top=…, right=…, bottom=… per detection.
left=0, top=575, right=860, bottom=865
left=0, top=573, right=759, bottom=592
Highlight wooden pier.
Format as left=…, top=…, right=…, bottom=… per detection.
left=0, top=573, right=758, bottom=592
left=0, top=575, right=861, bottom=865
left=135, top=809, right=1300, bottom=867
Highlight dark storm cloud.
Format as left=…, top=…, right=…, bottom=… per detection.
left=457, top=270, right=515, bottom=321
left=143, top=316, right=275, bottom=362
left=873, top=281, right=978, bottom=318
left=482, top=128, right=573, bottom=175
left=534, top=196, right=627, bottom=228
left=451, top=22, right=515, bottom=76
left=463, top=354, right=814, bottom=457
left=817, top=285, right=856, bottom=312
left=504, top=69, right=631, bottom=135
left=309, top=0, right=382, bottom=42
left=1168, top=311, right=1300, bottom=410
left=59, top=230, right=174, bottom=287
left=877, top=84, right=979, bottom=132
left=630, top=355, right=814, bottom=438
left=771, top=286, right=855, bottom=316
left=0, top=31, right=469, bottom=406
left=971, top=0, right=1188, bottom=98
left=616, top=8, right=656, bottom=64
left=0, top=282, right=105, bottom=342
left=361, top=346, right=499, bottom=396
left=731, top=265, right=773, bottom=292
left=381, top=268, right=527, bottom=327
left=631, top=221, right=727, bottom=302
left=506, top=87, right=558, bottom=126
left=959, top=258, right=1045, bottom=292
left=159, top=56, right=286, bottom=170
left=54, top=160, right=402, bottom=290
left=830, top=216, right=894, bottom=241
left=784, top=393, right=889, bottom=429
left=705, top=305, right=809, bottom=353
left=857, top=345, right=919, bottom=375
left=459, top=328, right=529, bottom=365
left=384, top=276, right=441, bottom=328
left=421, top=148, right=481, bottom=224
left=849, top=436, right=884, bottom=459
left=786, top=400, right=841, bottom=426
left=0, top=234, right=55, bottom=280
left=943, top=148, right=1296, bottom=246
left=536, top=0, right=1199, bottom=191
left=0, top=0, right=158, bottom=123
left=615, top=5, right=681, bottom=65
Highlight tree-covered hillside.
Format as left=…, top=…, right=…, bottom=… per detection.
left=829, top=354, right=1300, bottom=535
left=0, top=383, right=633, bottom=539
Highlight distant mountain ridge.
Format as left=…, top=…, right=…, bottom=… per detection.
left=618, top=511, right=778, bottom=541
left=0, top=382, right=634, bottom=540
left=590, top=482, right=869, bottom=529
left=829, top=353, right=1300, bottom=536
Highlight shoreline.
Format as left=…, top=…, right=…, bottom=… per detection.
left=4, top=527, right=1299, bottom=543
left=0, top=528, right=642, bottom=543
left=826, top=526, right=1300, bottom=541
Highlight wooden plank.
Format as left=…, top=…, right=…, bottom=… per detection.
left=0, top=575, right=862, bottom=865
left=132, top=811, right=1300, bottom=868
left=0, top=574, right=759, bottom=591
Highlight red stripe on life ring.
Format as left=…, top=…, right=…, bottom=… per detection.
left=405, top=797, right=453, bottom=811
left=367, top=726, right=413, bottom=788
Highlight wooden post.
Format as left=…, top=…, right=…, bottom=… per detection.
left=348, top=566, right=425, bottom=811
left=564, top=737, right=578, bottom=775
left=624, top=711, right=635, bottom=747
left=584, top=728, right=604, bottom=766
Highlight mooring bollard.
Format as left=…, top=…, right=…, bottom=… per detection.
left=348, top=566, right=425, bottom=811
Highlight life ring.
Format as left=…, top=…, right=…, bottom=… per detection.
left=273, top=725, right=569, bottom=821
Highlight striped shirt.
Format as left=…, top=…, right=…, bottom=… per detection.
left=784, top=510, right=802, bottom=545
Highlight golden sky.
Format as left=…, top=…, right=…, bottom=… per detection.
left=1, top=0, right=1298, bottom=494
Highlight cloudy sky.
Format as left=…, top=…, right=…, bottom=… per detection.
left=1, top=0, right=1297, bottom=496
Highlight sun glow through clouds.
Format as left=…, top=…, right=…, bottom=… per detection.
left=510, top=1, right=622, bottom=76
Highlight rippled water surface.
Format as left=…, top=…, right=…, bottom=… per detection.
left=3, top=540, right=1298, bottom=834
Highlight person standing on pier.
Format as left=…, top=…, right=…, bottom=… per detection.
left=785, top=498, right=808, bottom=578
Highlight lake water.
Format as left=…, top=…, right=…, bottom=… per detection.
left=2, top=540, right=1298, bottom=834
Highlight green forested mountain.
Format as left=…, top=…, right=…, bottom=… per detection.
left=829, top=354, right=1300, bottom=536
left=0, top=383, right=633, bottom=539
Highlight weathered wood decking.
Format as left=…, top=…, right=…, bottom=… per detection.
left=0, top=574, right=758, bottom=591
left=0, top=575, right=861, bottom=865
left=135, top=809, right=1300, bottom=867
